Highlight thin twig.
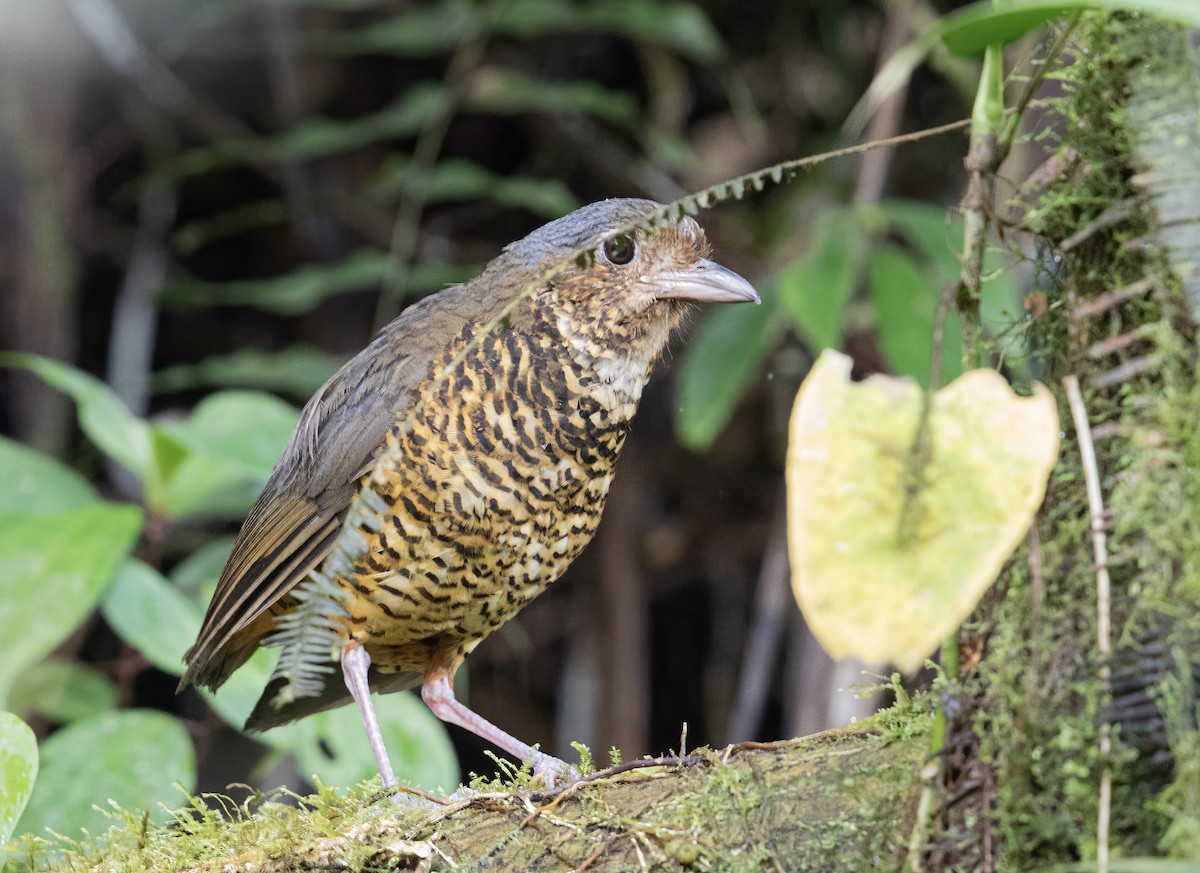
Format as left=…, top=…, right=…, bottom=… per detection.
left=999, top=16, right=1082, bottom=160
left=1072, top=276, right=1157, bottom=319
left=1059, top=196, right=1149, bottom=253
left=1062, top=375, right=1112, bottom=873
left=907, top=759, right=940, bottom=873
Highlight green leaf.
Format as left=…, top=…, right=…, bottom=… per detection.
left=941, top=0, right=1200, bottom=57
left=866, top=245, right=962, bottom=386
left=777, top=209, right=862, bottom=349
left=173, top=200, right=290, bottom=254
left=308, top=2, right=473, bottom=56
left=101, top=561, right=202, bottom=678
left=675, top=294, right=783, bottom=452
left=879, top=201, right=962, bottom=279
left=0, top=354, right=152, bottom=484
left=466, top=71, right=639, bottom=126
left=846, top=0, right=1200, bottom=136
left=497, top=0, right=725, bottom=62
left=315, top=0, right=725, bottom=64
left=0, top=504, right=143, bottom=705
left=165, top=391, right=299, bottom=472
left=0, top=712, right=37, bottom=848
left=152, top=86, right=444, bottom=183
left=169, top=536, right=236, bottom=603
left=151, top=346, right=344, bottom=399
left=877, top=200, right=1023, bottom=368
left=0, top=436, right=97, bottom=518
left=13, top=710, right=195, bottom=850
left=153, top=391, right=297, bottom=520
left=160, top=250, right=477, bottom=315
left=288, top=692, right=458, bottom=793
left=370, top=157, right=580, bottom=218
left=8, top=661, right=117, bottom=724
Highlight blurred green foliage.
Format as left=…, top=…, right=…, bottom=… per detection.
left=0, top=363, right=458, bottom=859
left=676, top=200, right=1022, bottom=452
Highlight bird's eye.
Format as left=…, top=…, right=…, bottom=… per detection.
left=602, top=234, right=636, bottom=266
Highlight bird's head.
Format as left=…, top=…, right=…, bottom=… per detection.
left=500, top=198, right=759, bottom=412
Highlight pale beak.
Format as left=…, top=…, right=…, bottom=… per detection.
left=651, top=260, right=760, bottom=305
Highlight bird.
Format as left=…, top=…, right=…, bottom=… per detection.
left=179, top=198, right=758, bottom=788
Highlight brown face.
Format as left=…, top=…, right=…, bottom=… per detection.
left=544, top=215, right=758, bottom=362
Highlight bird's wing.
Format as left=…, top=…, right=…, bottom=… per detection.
left=181, top=290, right=473, bottom=691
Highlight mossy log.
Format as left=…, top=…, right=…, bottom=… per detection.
left=76, top=730, right=926, bottom=872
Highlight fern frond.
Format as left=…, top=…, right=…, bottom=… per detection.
left=265, top=487, right=392, bottom=707
left=264, top=568, right=346, bottom=706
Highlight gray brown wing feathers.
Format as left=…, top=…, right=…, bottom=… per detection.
left=180, top=293, right=456, bottom=692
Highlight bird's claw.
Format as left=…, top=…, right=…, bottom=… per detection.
left=531, top=751, right=579, bottom=789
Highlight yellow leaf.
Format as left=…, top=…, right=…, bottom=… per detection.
left=786, top=350, right=1059, bottom=672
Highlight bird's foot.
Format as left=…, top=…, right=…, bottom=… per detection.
left=386, top=788, right=440, bottom=809
left=530, top=750, right=579, bottom=789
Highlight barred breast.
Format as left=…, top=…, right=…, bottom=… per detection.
left=338, top=304, right=633, bottom=677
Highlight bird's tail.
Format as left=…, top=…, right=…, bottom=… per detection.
left=244, top=667, right=423, bottom=731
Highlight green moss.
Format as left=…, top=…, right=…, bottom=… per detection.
left=962, top=12, right=1200, bottom=869
left=16, top=733, right=926, bottom=872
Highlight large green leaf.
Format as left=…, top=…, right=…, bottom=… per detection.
left=307, top=2, right=474, bottom=56
left=940, top=0, right=1200, bottom=56
left=100, top=559, right=290, bottom=740
left=786, top=352, right=1059, bottom=671
left=866, top=244, right=963, bottom=386
left=101, top=561, right=201, bottom=678
left=879, top=201, right=962, bottom=279
left=169, top=536, right=236, bottom=603
left=164, top=391, right=298, bottom=473
left=0, top=504, right=143, bottom=705
left=0, top=354, right=152, bottom=484
left=13, top=710, right=195, bottom=849
left=847, top=0, right=1200, bottom=135
left=154, top=391, right=298, bottom=520
left=287, top=692, right=458, bottom=793
left=675, top=292, right=783, bottom=452
left=8, top=661, right=117, bottom=725
left=0, top=436, right=97, bottom=519
left=878, top=201, right=1024, bottom=372
left=776, top=208, right=862, bottom=350
left=157, top=70, right=634, bottom=184
left=0, top=712, right=37, bottom=848
left=152, top=86, right=443, bottom=183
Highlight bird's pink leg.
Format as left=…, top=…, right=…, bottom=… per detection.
left=342, top=642, right=397, bottom=789
left=421, top=674, right=572, bottom=785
